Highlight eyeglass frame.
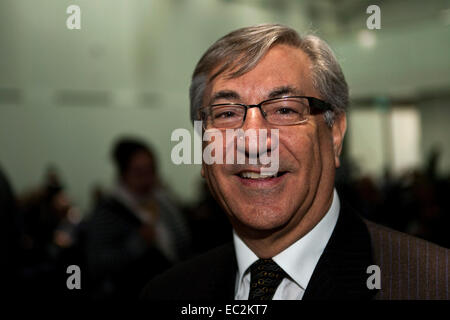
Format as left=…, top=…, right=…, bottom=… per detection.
left=198, top=95, right=334, bottom=129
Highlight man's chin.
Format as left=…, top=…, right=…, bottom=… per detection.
left=230, top=207, right=291, bottom=234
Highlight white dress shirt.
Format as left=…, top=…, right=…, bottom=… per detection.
left=234, top=189, right=340, bottom=300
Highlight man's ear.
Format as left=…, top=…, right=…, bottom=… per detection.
left=332, top=113, right=347, bottom=168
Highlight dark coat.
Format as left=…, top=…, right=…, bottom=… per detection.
left=141, top=202, right=448, bottom=300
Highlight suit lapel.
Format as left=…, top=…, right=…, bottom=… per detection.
left=205, top=242, right=237, bottom=300
left=303, top=202, right=379, bottom=300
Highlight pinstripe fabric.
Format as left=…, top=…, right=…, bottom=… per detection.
left=364, top=220, right=449, bottom=300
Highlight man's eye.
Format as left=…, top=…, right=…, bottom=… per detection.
left=214, top=111, right=237, bottom=119
left=276, top=107, right=298, bottom=115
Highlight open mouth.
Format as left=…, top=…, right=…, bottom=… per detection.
left=237, top=171, right=287, bottom=180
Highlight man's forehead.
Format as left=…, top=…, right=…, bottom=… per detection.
left=205, top=45, right=312, bottom=103
left=209, top=86, right=306, bottom=104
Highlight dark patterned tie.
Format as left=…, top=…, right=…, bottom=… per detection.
left=248, top=259, right=287, bottom=300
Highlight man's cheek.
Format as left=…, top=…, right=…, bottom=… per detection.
left=203, top=166, right=218, bottom=199
left=204, top=165, right=222, bottom=191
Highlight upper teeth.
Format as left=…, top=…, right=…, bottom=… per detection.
left=240, top=172, right=277, bottom=179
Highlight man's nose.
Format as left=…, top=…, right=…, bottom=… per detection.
left=242, top=107, right=267, bottom=130
left=240, top=107, right=273, bottom=158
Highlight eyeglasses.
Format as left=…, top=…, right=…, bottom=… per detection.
left=198, top=96, right=333, bottom=129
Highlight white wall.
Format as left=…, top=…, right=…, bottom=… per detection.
left=348, top=108, right=386, bottom=177
left=0, top=0, right=449, bottom=212
left=390, top=107, right=421, bottom=174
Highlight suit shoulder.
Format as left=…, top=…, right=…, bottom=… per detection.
left=140, top=243, right=235, bottom=300
left=363, top=219, right=448, bottom=299
left=364, top=219, right=447, bottom=253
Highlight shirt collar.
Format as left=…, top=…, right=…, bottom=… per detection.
left=233, top=230, right=259, bottom=286
left=233, top=188, right=340, bottom=290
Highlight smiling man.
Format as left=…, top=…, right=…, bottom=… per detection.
left=142, top=24, right=448, bottom=300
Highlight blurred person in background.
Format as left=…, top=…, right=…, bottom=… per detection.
left=337, top=148, right=449, bottom=249
left=84, top=137, right=191, bottom=299
left=18, top=166, right=81, bottom=299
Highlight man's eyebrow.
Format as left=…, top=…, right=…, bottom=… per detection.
left=209, top=86, right=304, bottom=105
left=210, top=90, right=241, bottom=104
left=268, top=86, right=304, bottom=99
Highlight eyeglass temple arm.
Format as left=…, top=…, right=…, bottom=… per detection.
left=307, top=97, right=334, bottom=115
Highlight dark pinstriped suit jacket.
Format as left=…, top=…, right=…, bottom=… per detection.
left=142, top=202, right=449, bottom=300
left=366, top=220, right=448, bottom=300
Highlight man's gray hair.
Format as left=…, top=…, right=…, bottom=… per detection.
left=189, top=24, right=348, bottom=126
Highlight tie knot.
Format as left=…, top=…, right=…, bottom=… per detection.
left=250, top=259, right=284, bottom=276
left=248, top=259, right=286, bottom=300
